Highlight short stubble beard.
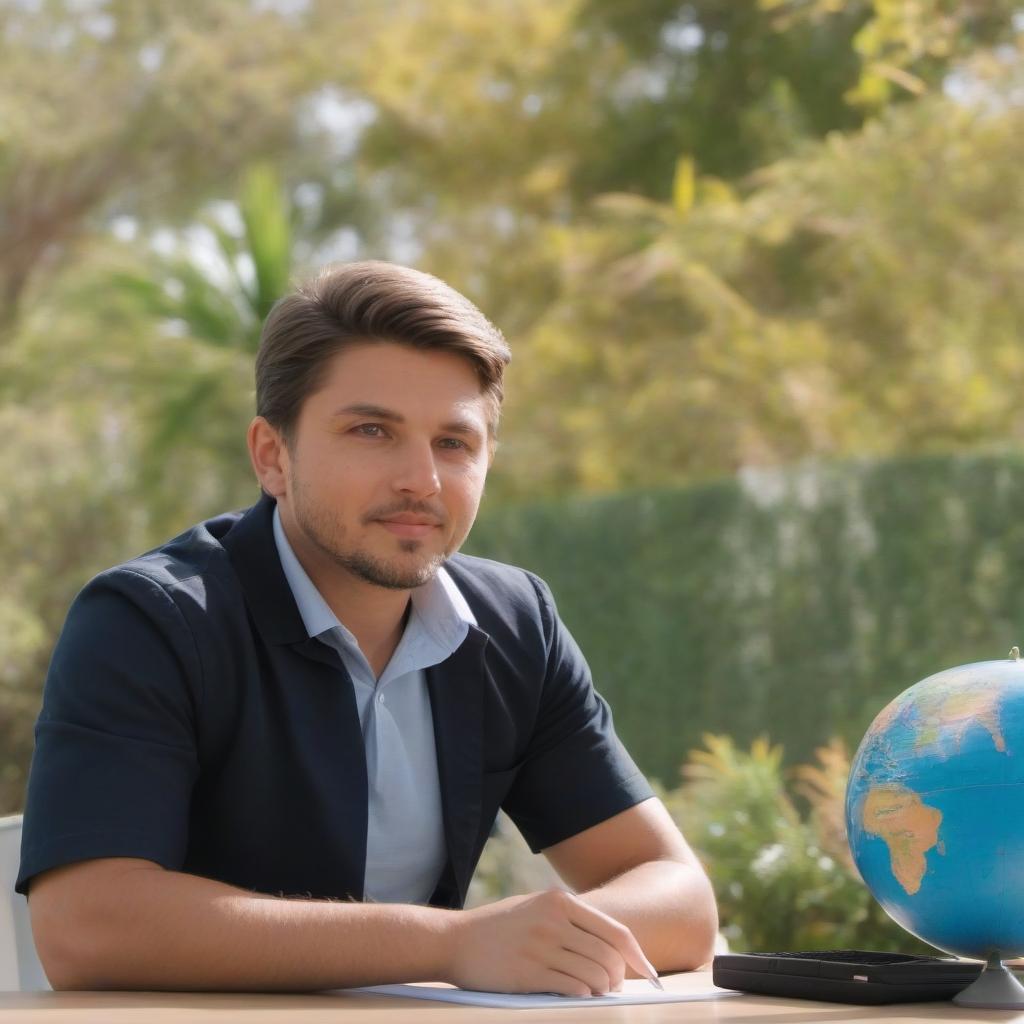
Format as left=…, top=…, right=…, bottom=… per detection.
left=290, top=475, right=448, bottom=591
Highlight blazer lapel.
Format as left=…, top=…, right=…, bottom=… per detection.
left=427, top=625, right=489, bottom=906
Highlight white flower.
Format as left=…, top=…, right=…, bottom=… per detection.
left=751, top=843, right=787, bottom=880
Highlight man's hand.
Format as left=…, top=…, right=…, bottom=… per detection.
left=443, top=888, right=656, bottom=996
left=545, top=799, right=719, bottom=972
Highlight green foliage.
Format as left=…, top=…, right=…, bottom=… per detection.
left=765, top=0, right=1020, bottom=108
left=43, top=163, right=301, bottom=529
left=469, top=733, right=927, bottom=951
left=6, top=1, right=1024, bottom=503
left=239, top=165, right=295, bottom=324
left=468, top=452, right=1024, bottom=784
left=491, top=77, right=1024, bottom=497
left=0, top=0, right=354, bottom=333
left=355, top=0, right=871, bottom=208
left=83, top=162, right=294, bottom=355
left=662, top=735, right=924, bottom=951
left=0, top=405, right=152, bottom=812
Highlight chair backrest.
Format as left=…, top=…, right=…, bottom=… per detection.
left=0, top=815, right=50, bottom=991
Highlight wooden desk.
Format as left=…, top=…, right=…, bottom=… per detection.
left=3, top=969, right=1024, bottom=1023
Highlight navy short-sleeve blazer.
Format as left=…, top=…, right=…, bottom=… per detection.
left=17, top=493, right=652, bottom=907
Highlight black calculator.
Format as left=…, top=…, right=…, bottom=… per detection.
left=712, top=949, right=983, bottom=1004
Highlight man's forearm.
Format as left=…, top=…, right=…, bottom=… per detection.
left=35, top=860, right=455, bottom=991
left=579, top=859, right=718, bottom=973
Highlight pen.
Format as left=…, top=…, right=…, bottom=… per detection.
left=639, top=955, right=663, bottom=990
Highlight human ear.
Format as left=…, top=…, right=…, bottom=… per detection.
left=247, top=416, right=289, bottom=498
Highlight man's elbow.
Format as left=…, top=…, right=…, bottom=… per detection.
left=30, top=898, right=105, bottom=989
left=28, top=860, right=156, bottom=990
left=30, top=891, right=116, bottom=989
left=683, top=895, right=720, bottom=970
left=37, top=946, right=104, bottom=992
left=666, top=862, right=720, bottom=971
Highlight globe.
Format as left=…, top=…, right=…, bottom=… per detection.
left=846, top=649, right=1024, bottom=1006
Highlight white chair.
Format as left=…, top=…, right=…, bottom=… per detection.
left=0, top=815, right=50, bottom=991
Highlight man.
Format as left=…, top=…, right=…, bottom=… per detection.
left=18, top=262, right=718, bottom=994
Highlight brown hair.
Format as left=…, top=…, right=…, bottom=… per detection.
left=255, top=261, right=511, bottom=444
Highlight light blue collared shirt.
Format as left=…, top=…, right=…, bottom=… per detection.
left=272, top=506, right=475, bottom=903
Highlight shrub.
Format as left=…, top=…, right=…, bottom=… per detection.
left=470, top=733, right=932, bottom=953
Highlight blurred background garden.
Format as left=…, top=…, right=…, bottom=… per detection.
left=4, top=0, right=1024, bottom=954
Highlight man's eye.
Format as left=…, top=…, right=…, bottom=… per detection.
left=354, top=423, right=386, bottom=437
left=438, top=437, right=469, bottom=450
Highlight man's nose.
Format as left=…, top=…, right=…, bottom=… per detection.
left=392, top=440, right=441, bottom=496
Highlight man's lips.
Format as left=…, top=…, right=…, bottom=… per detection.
left=374, top=516, right=442, bottom=539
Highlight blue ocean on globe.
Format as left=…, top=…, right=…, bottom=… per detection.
left=846, top=655, right=1024, bottom=960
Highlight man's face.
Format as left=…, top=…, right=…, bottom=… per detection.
left=278, top=341, right=492, bottom=591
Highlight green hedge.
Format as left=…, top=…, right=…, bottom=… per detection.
left=466, top=451, right=1024, bottom=784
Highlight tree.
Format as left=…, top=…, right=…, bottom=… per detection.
left=485, top=48, right=1024, bottom=496
left=765, top=0, right=1021, bottom=108
left=0, top=0, right=360, bottom=336
left=61, top=163, right=310, bottom=528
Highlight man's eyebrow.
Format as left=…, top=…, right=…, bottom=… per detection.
left=331, top=403, right=404, bottom=422
left=439, top=417, right=486, bottom=437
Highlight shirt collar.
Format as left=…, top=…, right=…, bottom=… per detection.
left=272, top=505, right=475, bottom=652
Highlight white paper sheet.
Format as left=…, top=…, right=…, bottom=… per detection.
left=347, top=977, right=741, bottom=1008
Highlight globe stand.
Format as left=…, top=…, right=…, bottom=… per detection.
left=953, top=953, right=1024, bottom=1009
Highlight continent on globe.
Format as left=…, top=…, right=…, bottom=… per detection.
left=862, top=783, right=943, bottom=895
left=914, top=685, right=1006, bottom=757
